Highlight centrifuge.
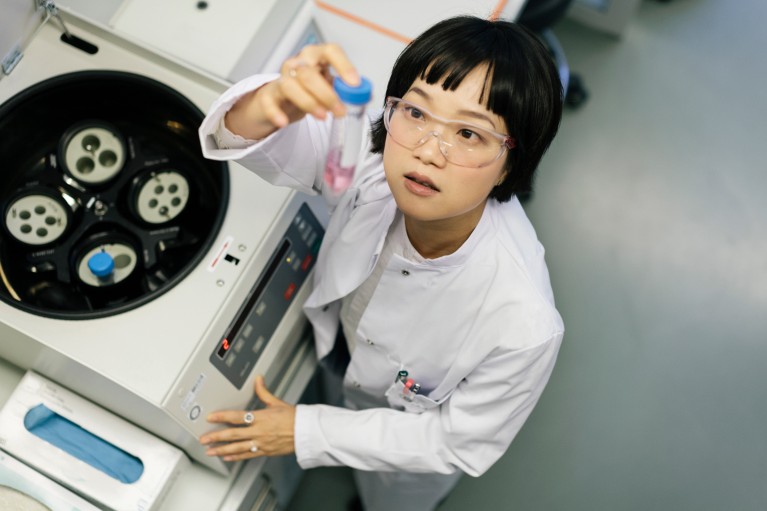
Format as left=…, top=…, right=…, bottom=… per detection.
left=0, top=0, right=327, bottom=508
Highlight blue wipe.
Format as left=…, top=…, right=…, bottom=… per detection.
left=23, top=403, right=144, bottom=484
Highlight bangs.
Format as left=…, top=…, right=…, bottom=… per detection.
left=386, top=20, right=519, bottom=128
left=421, top=56, right=494, bottom=106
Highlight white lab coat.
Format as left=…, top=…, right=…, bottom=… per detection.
left=199, top=74, right=564, bottom=506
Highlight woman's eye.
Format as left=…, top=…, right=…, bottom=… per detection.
left=404, top=106, right=425, bottom=120
left=458, top=128, right=481, bottom=142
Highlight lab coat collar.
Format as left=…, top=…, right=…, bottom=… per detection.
left=307, top=194, right=500, bottom=314
left=397, top=200, right=495, bottom=270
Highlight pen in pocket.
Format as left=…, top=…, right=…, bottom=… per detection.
left=394, top=369, right=421, bottom=401
left=402, top=377, right=421, bottom=402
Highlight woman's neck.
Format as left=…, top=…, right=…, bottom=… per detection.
left=403, top=202, right=487, bottom=259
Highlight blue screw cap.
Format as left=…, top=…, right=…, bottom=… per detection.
left=333, top=76, right=373, bottom=105
left=88, top=251, right=114, bottom=278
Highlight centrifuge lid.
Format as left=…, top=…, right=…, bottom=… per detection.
left=1, top=0, right=48, bottom=76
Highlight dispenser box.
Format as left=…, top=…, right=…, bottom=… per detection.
left=0, top=450, right=102, bottom=511
left=0, top=371, right=189, bottom=511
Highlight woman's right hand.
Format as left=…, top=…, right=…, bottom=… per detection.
left=224, top=43, right=360, bottom=141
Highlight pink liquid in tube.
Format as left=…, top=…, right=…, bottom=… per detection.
left=324, top=148, right=355, bottom=194
left=323, top=76, right=372, bottom=197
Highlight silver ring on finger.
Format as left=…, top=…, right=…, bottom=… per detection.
left=249, top=440, right=258, bottom=453
left=243, top=411, right=254, bottom=425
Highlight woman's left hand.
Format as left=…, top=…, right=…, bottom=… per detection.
left=199, top=375, right=296, bottom=461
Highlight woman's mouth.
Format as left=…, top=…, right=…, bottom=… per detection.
left=405, top=173, right=439, bottom=193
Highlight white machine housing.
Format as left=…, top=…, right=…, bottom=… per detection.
left=0, top=0, right=328, bottom=476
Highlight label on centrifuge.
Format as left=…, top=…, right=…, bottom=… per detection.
left=180, top=373, right=206, bottom=412
left=208, top=236, right=234, bottom=272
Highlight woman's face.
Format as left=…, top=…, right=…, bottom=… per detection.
left=383, top=65, right=509, bottom=228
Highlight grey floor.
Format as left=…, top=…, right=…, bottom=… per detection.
left=288, top=1, right=767, bottom=510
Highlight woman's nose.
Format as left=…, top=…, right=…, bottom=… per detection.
left=412, top=131, right=448, bottom=165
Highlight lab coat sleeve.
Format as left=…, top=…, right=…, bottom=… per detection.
left=197, top=74, right=330, bottom=195
left=293, top=331, right=563, bottom=476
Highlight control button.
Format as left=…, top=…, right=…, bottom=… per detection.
left=255, top=302, right=267, bottom=316
left=252, top=335, right=266, bottom=353
left=189, top=405, right=201, bottom=421
left=301, top=254, right=313, bottom=271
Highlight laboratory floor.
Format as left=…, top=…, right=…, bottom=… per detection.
left=288, top=1, right=767, bottom=510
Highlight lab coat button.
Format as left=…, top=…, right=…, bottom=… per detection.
left=353, top=381, right=361, bottom=388
left=366, top=339, right=374, bottom=345
left=401, top=269, right=410, bottom=276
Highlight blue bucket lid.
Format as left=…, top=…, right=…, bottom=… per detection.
left=333, top=76, right=373, bottom=105
left=88, top=251, right=114, bottom=278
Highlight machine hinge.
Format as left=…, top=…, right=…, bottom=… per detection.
left=38, top=0, right=73, bottom=40
left=1, top=45, right=23, bottom=75
left=3, top=0, right=73, bottom=76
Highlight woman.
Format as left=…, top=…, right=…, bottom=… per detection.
left=198, top=15, right=564, bottom=511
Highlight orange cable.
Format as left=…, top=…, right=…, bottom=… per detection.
left=314, top=1, right=412, bottom=44
left=314, top=0, right=514, bottom=44
left=490, top=0, right=509, bottom=20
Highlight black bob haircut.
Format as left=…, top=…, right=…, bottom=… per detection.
left=369, top=15, right=563, bottom=202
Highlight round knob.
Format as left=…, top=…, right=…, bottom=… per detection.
left=87, top=251, right=115, bottom=278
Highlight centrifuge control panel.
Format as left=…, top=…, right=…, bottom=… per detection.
left=210, top=203, right=324, bottom=388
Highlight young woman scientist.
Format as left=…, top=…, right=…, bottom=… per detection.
left=198, top=15, right=564, bottom=511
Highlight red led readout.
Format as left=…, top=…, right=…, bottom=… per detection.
left=217, top=338, right=232, bottom=358
left=284, top=283, right=296, bottom=300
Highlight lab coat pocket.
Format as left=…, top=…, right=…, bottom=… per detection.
left=384, top=381, right=440, bottom=413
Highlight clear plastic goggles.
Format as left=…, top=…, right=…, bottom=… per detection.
left=383, top=97, right=515, bottom=168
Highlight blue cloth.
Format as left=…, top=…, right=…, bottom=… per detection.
left=23, top=403, right=144, bottom=484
